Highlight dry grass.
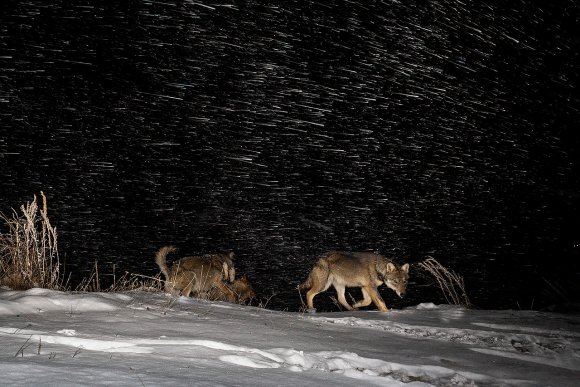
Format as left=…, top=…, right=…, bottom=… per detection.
left=256, top=293, right=276, bottom=309
left=111, top=272, right=165, bottom=293
left=75, top=261, right=164, bottom=293
left=417, top=256, right=471, bottom=308
left=0, top=192, right=62, bottom=290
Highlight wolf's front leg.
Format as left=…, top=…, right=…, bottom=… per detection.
left=365, top=286, right=389, bottom=312
left=352, top=288, right=373, bottom=309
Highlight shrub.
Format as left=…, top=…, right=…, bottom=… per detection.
left=75, top=261, right=164, bottom=293
left=417, top=256, right=471, bottom=308
left=0, top=192, right=62, bottom=290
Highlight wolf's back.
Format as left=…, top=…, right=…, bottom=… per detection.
left=155, top=245, right=177, bottom=279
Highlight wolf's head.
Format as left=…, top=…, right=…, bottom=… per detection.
left=232, top=275, right=256, bottom=304
left=378, top=261, right=409, bottom=298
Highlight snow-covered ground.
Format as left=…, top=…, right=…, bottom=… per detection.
left=0, top=288, right=578, bottom=386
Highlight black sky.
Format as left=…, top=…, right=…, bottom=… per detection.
left=1, top=0, right=579, bottom=310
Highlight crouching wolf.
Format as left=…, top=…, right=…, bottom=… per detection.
left=207, top=275, right=256, bottom=305
left=155, top=246, right=237, bottom=300
left=299, top=251, right=409, bottom=312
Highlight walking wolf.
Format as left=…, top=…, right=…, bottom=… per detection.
left=299, top=251, right=409, bottom=312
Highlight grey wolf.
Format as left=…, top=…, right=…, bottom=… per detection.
left=299, top=251, right=409, bottom=312
left=155, top=246, right=236, bottom=300
left=207, top=275, right=256, bottom=304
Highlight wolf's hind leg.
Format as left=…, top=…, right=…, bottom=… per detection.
left=181, top=282, right=194, bottom=298
left=334, top=285, right=354, bottom=311
left=306, top=287, right=319, bottom=310
left=352, top=288, right=373, bottom=309
left=304, top=266, right=328, bottom=310
left=165, top=282, right=181, bottom=297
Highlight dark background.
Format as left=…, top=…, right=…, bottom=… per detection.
left=1, top=0, right=579, bottom=311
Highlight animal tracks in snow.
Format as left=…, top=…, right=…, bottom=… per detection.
left=0, top=324, right=491, bottom=386
left=309, top=312, right=580, bottom=371
left=218, top=348, right=502, bottom=386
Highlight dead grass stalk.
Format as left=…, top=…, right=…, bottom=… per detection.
left=0, top=193, right=62, bottom=290
left=417, top=256, right=471, bottom=308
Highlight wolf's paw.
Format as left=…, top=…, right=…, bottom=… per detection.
left=307, top=308, right=317, bottom=314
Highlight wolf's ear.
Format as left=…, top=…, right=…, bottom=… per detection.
left=401, top=263, right=409, bottom=273
left=386, top=262, right=396, bottom=272
left=228, top=251, right=235, bottom=260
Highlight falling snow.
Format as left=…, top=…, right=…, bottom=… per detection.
left=1, top=1, right=579, bottom=311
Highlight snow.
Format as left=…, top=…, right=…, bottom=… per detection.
left=1, top=289, right=579, bottom=386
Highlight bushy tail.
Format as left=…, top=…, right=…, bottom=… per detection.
left=298, top=276, right=311, bottom=291
left=298, top=257, right=328, bottom=290
left=155, top=246, right=177, bottom=280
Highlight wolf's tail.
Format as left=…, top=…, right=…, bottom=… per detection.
left=298, top=257, right=328, bottom=290
left=298, top=276, right=311, bottom=291
left=155, top=245, right=177, bottom=280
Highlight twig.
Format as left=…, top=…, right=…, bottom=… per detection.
left=129, top=367, right=147, bottom=387
left=15, top=335, right=33, bottom=357
left=257, top=293, right=276, bottom=310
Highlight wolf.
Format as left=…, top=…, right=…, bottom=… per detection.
left=207, top=275, right=256, bottom=305
left=155, top=246, right=237, bottom=300
left=299, top=251, right=409, bottom=312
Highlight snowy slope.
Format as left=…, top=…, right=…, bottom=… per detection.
left=1, top=289, right=578, bottom=386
